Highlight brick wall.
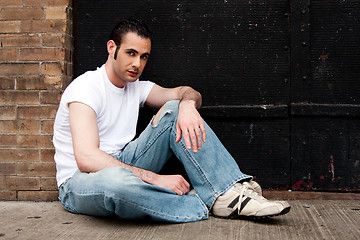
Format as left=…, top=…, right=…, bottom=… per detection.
left=0, top=0, right=73, bottom=200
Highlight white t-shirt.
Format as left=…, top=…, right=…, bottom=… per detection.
left=53, top=65, right=155, bottom=187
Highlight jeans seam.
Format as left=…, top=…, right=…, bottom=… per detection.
left=171, top=128, right=216, bottom=199
left=113, top=195, right=208, bottom=221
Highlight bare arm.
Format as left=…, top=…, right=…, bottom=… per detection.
left=146, top=84, right=206, bottom=153
left=68, top=102, right=190, bottom=195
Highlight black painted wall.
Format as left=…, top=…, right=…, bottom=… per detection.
left=74, top=0, right=360, bottom=191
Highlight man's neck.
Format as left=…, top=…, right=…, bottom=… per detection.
left=104, top=61, right=126, bottom=88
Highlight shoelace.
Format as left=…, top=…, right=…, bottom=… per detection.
left=235, top=182, right=265, bottom=214
left=236, top=184, right=248, bottom=214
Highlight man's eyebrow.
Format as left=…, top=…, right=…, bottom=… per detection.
left=126, top=48, right=138, bottom=53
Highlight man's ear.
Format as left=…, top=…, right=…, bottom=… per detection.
left=107, top=40, right=117, bottom=56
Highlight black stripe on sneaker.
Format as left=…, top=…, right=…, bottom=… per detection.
left=228, top=196, right=240, bottom=209
left=238, top=197, right=251, bottom=213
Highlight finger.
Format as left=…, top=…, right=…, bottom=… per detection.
left=200, top=122, right=206, bottom=143
left=179, top=184, right=189, bottom=195
left=175, top=123, right=181, bottom=143
left=174, top=189, right=183, bottom=196
left=189, top=129, right=198, bottom=153
left=182, top=129, right=192, bottom=150
left=195, top=127, right=202, bottom=150
left=183, top=180, right=190, bottom=193
left=178, top=178, right=190, bottom=194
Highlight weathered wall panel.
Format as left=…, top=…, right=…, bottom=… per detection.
left=291, top=117, right=360, bottom=191
left=75, top=0, right=290, bottom=106
left=310, top=1, right=360, bottom=104
left=76, top=0, right=360, bottom=191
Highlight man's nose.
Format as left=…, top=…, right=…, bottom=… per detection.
left=132, top=57, right=141, bottom=68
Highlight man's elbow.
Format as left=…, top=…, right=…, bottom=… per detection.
left=74, top=150, right=94, bottom=172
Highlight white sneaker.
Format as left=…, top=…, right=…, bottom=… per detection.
left=189, top=180, right=261, bottom=196
left=212, top=182, right=290, bottom=218
left=248, top=180, right=262, bottom=196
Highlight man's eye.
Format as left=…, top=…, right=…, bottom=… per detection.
left=141, top=55, right=149, bottom=60
left=128, top=52, right=135, bottom=56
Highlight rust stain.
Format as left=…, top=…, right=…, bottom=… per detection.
left=320, top=53, right=330, bottom=62
left=328, top=155, right=335, bottom=183
left=292, top=179, right=314, bottom=190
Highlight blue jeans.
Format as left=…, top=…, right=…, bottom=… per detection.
left=59, top=100, right=251, bottom=223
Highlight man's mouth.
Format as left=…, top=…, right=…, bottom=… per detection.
left=128, top=70, right=138, bottom=77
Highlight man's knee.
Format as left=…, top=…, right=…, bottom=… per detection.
left=152, top=100, right=179, bottom=126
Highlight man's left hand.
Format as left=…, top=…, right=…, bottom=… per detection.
left=175, top=100, right=206, bottom=153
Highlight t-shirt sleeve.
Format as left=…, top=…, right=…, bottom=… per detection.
left=61, top=73, right=103, bottom=115
left=137, top=80, right=155, bottom=107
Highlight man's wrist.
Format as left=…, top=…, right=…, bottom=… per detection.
left=180, top=99, right=197, bottom=107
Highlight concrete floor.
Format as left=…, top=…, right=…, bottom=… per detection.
left=0, top=199, right=359, bottom=240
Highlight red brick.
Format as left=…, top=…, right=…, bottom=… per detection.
left=61, top=76, right=72, bottom=90
left=0, top=177, right=4, bottom=189
left=40, top=148, right=55, bottom=162
left=66, top=62, right=73, bottom=76
left=0, top=21, right=21, bottom=33
left=18, top=190, right=58, bottom=201
left=0, top=33, right=42, bottom=47
left=0, top=163, right=16, bottom=175
left=41, top=120, right=54, bottom=133
left=0, top=0, right=23, bottom=6
left=21, top=19, right=68, bottom=33
left=0, top=120, right=39, bottom=133
left=16, top=134, right=53, bottom=148
left=0, top=63, right=39, bottom=76
left=0, top=77, right=15, bottom=90
left=41, top=177, right=57, bottom=190
left=16, top=76, right=59, bottom=90
left=0, top=91, right=39, bottom=105
left=0, top=106, right=16, bottom=120
left=46, top=6, right=68, bottom=20
left=0, top=49, right=18, bottom=61
left=20, top=48, right=65, bottom=61
left=64, top=48, right=72, bottom=62
left=40, top=91, right=61, bottom=104
left=17, top=105, right=58, bottom=119
left=0, top=190, right=17, bottom=200
left=41, top=62, right=65, bottom=75
left=0, top=176, right=40, bottom=190
left=25, top=0, right=71, bottom=6
left=0, top=148, right=39, bottom=162
left=17, top=162, right=56, bottom=176
left=42, top=33, right=73, bottom=48
left=0, top=135, right=17, bottom=147
left=43, top=76, right=65, bottom=89
left=0, top=7, right=44, bottom=20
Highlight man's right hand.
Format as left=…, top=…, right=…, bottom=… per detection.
left=151, top=174, right=190, bottom=196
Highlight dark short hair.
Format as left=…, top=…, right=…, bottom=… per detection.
left=109, top=18, right=152, bottom=46
left=109, top=18, right=152, bottom=59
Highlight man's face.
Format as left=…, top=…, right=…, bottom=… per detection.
left=107, top=32, right=151, bottom=87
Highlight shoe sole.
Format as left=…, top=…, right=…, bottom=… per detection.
left=215, top=206, right=291, bottom=219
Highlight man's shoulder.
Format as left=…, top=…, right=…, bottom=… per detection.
left=68, top=67, right=104, bottom=89
left=77, top=66, right=103, bottom=82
